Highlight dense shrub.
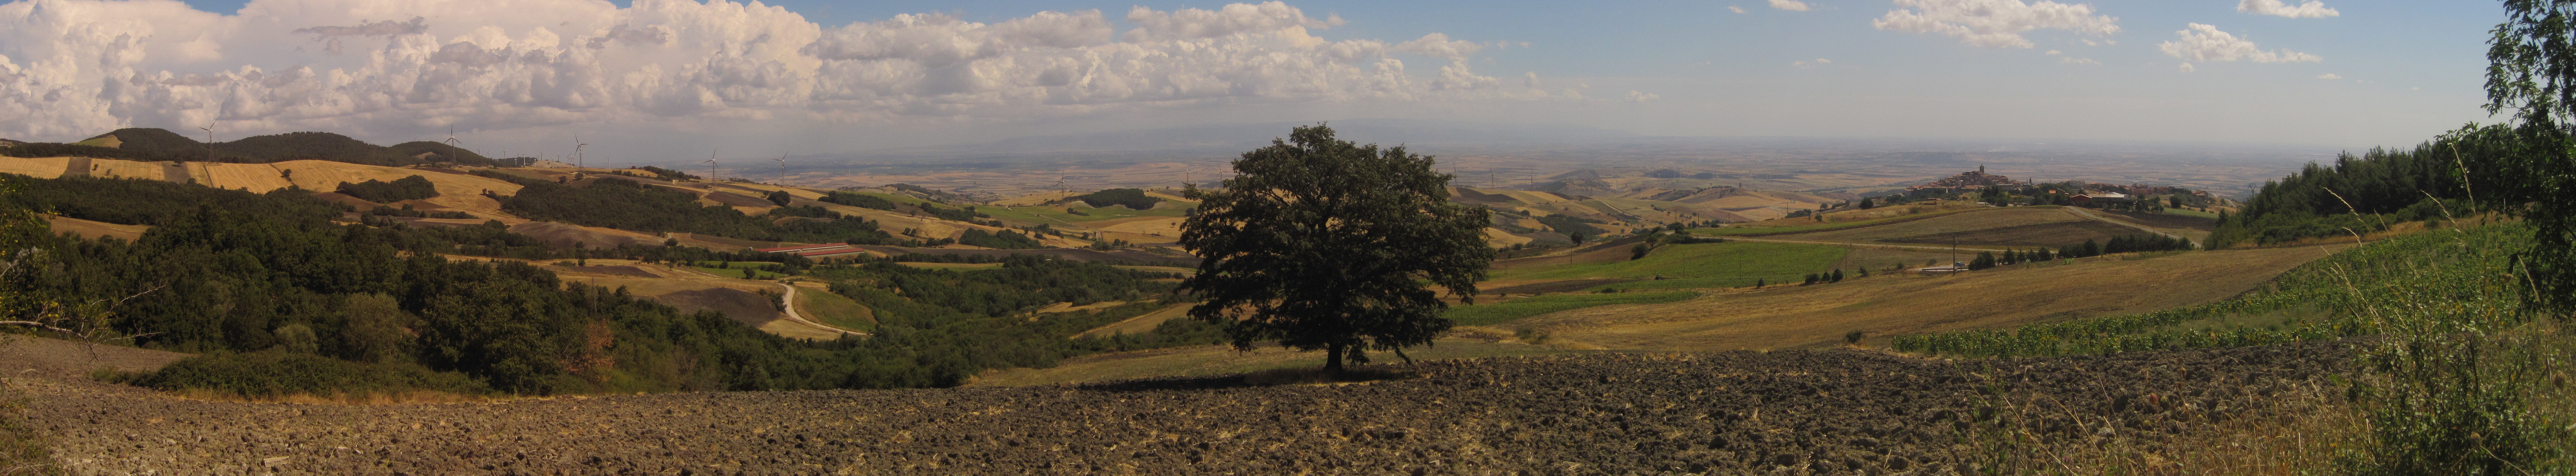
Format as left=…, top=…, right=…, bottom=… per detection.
left=336, top=175, right=441, bottom=202
left=121, top=350, right=491, bottom=397
left=1077, top=188, right=1159, bottom=210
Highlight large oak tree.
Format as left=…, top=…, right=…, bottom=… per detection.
left=1177, top=124, right=1494, bottom=373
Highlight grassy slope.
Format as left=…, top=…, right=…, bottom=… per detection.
left=1891, top=223, right=2530, bottom=357
left=1491, top=242, right=1850, bottom=290
left=1510, top=244, right=2333, bottom=352
left=1443, top=291, right=1699, bottom=327
left=794, top=288, right=876, bottom=331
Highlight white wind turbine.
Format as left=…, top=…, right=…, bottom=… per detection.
left=573, top=135, right=589, bottom=177
left=703, top=149, right=719, bottom=183
left=773, top=153, right=788, bottom=185
left=442, top=126, right=465, bottom=163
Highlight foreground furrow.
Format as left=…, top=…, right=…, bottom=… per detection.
left=19, top=344, right=2347, bottom=475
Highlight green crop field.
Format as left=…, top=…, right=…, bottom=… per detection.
left=1493, top=242, right=1850, bottom=290
left=1443, top=291, right=1699, bottom=327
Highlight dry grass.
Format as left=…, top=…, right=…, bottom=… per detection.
left=1972, top=379, right=2369, bottom=476
left=0, top=157, right=66, bottom=178
left=1071, top=303, right=1193, bottom=339
left=1512, top=244, right=2340, bottom=352
left=39, top=216, right=145, bottom=242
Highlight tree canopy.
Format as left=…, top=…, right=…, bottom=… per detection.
left=1177, top=124, right=1494, bottom=372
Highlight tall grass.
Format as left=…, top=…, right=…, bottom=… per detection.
left=1896, top=222, right=2573, bottom=474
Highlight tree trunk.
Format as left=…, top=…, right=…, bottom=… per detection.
left=1324, top=342, right=1346, bottom=374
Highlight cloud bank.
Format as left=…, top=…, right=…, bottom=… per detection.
left=2238, top=0, right=2338, bottom=19
left=2158, top=23, right=2321, bottom=65
left=1871, top=0, right=2119, bottom=49
left=0, top=0, right=1547, bottom=141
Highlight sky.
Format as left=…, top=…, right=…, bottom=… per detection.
left=0, top=0, right=2510, bottom=164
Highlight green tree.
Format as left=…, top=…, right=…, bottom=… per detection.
left=2486, top=1, right=2576, bottom=310
left=1177, top=124, right=1495, bottom=373
left=765, top=190, right=793, bottom=206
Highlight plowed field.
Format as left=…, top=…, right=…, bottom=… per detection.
left=15, top=343, right=2347, bottom=475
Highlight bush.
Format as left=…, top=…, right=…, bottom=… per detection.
left=119, top=350, right=492, bottom=398
left=1076, top=188, right=1159, bottom=210
left=336, top=175, right=441, bottom=203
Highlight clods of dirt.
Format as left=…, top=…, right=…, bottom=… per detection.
left=14, top=344, right=2346, bottom=475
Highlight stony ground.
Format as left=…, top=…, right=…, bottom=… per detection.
left=8, top=343, right=2348, bottom=475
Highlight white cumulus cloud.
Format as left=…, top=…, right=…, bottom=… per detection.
left=1769, top=0, right=1811, bottom=11
left=2317, top=73, right=2341, bottom=79
left=2239, top=0, right=2339, bottom=18
left=1871, top=0, right=2119, bottom=49
left=2179, top=63, right=2195, bottom=73
left=1729, top=6, right=1749, bottom=14
left=2157, top=23, right=2321, bottom=64
left=1626, top=90, right=1659, bottom=103
left=1793, top=58, right=1832, bottom=67
left=2059, top=57, right=2098, bottom=65
left=0, top=0, right=1542, bottom=142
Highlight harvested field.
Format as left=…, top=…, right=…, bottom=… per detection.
left=1882, top=220, right=2143, bottom=248
left=0, top=156, right=68, bottom=177
left=1516, top=245, right=2339, bottom=352
left=507, top=221, right=664, bottom=249
left=42, top=216, right=147, bottom=241
left=15, top=343, right=2350, bottom=475
left=2096, top=210, right=2219, bottom=231
left=1072, top=303, right=1192, bottom=339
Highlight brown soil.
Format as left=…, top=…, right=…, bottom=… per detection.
left=14, top=343, right=2350, bottom=475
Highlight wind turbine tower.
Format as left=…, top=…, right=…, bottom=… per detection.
left=198, top=124, right=215, bottom=162
left=443, top=127, right=465, bottom=163
left=774, top=153, right=788, bottom=185
left=703, top=149, right=719, bottom=183
left=573, top=135, right=589, bottom=178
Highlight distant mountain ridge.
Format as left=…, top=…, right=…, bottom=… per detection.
left=0, top=128, right=495, bottom=167
left=862, top=119, right=1642, bottom=157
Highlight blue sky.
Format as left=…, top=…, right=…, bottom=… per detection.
left=0, top=0, right=2517, bottom=159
